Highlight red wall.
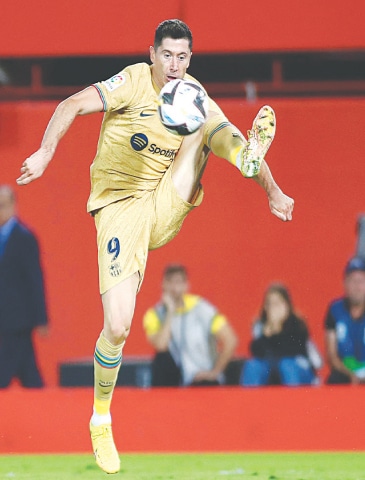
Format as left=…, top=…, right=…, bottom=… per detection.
left=1, top=98, right=365, bottom=386
left=1, top=386, right=365, bottom=453
left=1, top=0, right=364, bottom=56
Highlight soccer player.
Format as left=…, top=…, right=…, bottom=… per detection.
left=16, top=19, right=294, bottom=474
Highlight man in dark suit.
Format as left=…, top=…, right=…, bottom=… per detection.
left=0, top=185, right=48, bottom=388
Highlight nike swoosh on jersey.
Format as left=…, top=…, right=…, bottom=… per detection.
left=140, top=111, right=155, bottom=117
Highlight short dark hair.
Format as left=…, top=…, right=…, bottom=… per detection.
left=163, top=263, right=188, bottom=279
left=154, top=19, right=193, bottom=50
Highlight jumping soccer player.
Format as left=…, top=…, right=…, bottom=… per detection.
left=16, top=19, right=294, bottom=474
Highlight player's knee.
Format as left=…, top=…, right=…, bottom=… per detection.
left=106, top=324, right=131, bottom=345
left=104, top=312, right=132, bottom=344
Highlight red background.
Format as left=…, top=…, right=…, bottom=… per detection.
left=1, top=0, right=365, bottom=387
left=0, top=0, right=364, bottom=57
left=1, top=0, right=365, bottom=457
left=1, top=98, right=364, bottom=386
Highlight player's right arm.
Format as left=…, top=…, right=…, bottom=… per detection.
left=16, top=86, right=104, bottom=186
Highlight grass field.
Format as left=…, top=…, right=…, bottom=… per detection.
left=0, top=452, right=364, bottom=480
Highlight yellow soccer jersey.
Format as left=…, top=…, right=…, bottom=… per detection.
left=87, top=63, right=223, bottom=213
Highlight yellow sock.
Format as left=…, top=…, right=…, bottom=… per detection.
left=204, top=114, right=246, bottom=171
left=93, top=331, right=124, bottom=416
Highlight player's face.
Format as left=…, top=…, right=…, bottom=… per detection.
left=150, top=37, right=192, bottom=90
left=345, top=271, right=365, bottom=306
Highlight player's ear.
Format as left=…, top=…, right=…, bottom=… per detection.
left=149, top=46, right=155, bottom=63
left=186, top=51, right=192, bottom=68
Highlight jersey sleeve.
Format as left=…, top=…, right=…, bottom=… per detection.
left=143, top=308, right=161, bottom=337
left=211, top=313, right=228, bottom=334
left=93, top=67, right=135, bottom=112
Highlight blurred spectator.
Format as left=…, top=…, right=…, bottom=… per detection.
left=0, top=185, right=48, bottom=388
left=0, top=63, right=10, bottom=85
left=143, top=264, right=238, bottom=386
left=240, top=283, right=321, bottom=387
left=324, top=256, right=365, bottom=385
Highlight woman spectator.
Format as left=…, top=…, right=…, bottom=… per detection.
left=240, top=283, right=321, bottom=386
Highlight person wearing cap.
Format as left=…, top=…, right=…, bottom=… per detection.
left=324, top=256, right=365, bottom=384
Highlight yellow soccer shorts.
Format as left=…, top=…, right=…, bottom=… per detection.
left=94, top=166, right=204, bottom=294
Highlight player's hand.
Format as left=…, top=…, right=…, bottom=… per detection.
left=268, top=188, right=294, bottom=222
left=16, top=148, right=53, bottom=185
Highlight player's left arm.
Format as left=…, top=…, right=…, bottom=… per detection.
left=253, top=159, right=294, bottom=222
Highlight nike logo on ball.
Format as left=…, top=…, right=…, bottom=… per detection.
left=140, top=111, right=154, bottom=117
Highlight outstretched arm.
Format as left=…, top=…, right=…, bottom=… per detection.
left=253, top=160, right=294, bottom=222
left=16, top=86, right=103, bottom=185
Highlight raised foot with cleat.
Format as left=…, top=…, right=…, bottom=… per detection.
left=241, top=105, right=276, bottom=178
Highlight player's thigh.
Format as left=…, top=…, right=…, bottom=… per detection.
left=149, top=166, right=204, bottom=250
left=94, top=196, right=153, bottom=295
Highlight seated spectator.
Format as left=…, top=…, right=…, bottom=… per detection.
left=324, top=256, right=365, bottom=385
left=240, top=283, right=321, bottom=387
left=143, top=264, right=238, bottom=386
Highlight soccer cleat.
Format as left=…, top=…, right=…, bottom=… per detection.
left=241, top=105, right=276, bottom=177
left=90, top=422, right=120, bottom=474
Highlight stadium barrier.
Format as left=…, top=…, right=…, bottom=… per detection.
left=58, top=356, right=245, bottom=387
left=1, top=386, right=364, bottom=454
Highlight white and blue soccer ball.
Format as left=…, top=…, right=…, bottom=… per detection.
left=158, top=79, right=209, bottom=135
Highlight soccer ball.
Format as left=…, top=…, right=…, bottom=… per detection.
left=158, top=79, right=209, bottom=135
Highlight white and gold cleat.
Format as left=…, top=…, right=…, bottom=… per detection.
left=241, top=105, right=276, bottom=177
left=90, top=422, right=120, bottom=474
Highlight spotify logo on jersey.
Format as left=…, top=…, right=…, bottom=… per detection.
left=130, top=133, right=148, bottom=151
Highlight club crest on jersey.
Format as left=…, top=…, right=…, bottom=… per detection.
left=103, top=74, right=126, bottom=92
left=109, top=262, right=122, bottom=277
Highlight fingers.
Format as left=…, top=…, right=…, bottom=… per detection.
left=272, top=202, right=294, bottom=222
left=16, top=159, right=39, bottom=185
left=16, top=175, right=32, bottom=185
left=272, top=208, right=288, bottom=221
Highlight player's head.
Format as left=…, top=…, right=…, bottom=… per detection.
left=162, top=263, right=189, bottom=301
left=154, top=19, right=193, bottom=51
left=0, top=184, right=16, bottom=226
left=150, top=19, right=193, bottom=89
